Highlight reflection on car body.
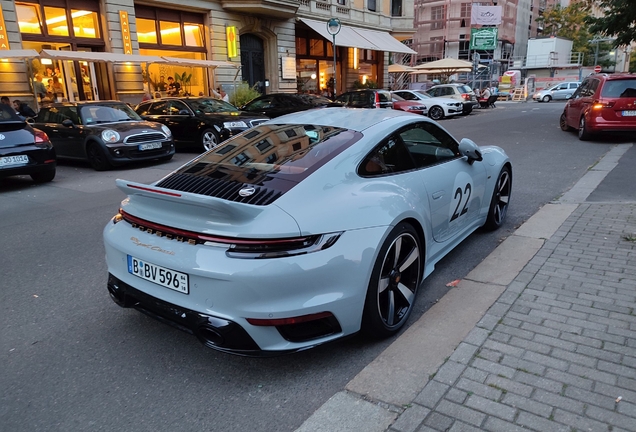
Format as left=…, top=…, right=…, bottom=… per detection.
left=103, top=108, right=512, bottom=356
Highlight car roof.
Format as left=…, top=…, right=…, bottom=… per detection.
left=268, top=107, right=421, bottom=132
left=41, top=101, right=128, bottom=108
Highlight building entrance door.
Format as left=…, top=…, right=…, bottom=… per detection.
left=240, top=34, right=265, bottom=94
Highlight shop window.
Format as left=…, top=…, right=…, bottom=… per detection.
left=137, top=18, right=157, bottom=44
left=296, top=37, right=308, bottom=56
left=71, top=10, right=99, bottom=38
left=16, top=3, right=43, bottom=34
left=309, top=39, right=325, bottom=56
left=160, top=21, right=182, bottom=46
left=44, top=6, right=70, bottom=37
left=184, top=23, right=204, bottom=47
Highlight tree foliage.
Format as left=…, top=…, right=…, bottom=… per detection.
left=585, top=0, right=636, bottom=47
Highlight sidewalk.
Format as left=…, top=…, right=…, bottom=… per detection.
left=296, top=144, right=636, bottom=432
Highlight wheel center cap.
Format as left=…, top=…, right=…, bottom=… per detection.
left=390, top=270, right=402, bottom=284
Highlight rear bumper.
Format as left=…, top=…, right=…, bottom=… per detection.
left=587, top=114, right=636, bottom=133
left=0, top=147, right=56, bottom=179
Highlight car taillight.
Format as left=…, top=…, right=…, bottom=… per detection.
left=375, top=92, right=381, bottom=108
left=461, top=93, right=471, bottom=100
left=592, top=100, right=615, bottom=110
left=34, top=129, right=50, bottom=146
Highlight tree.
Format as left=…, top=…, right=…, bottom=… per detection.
left=536, top=2, right=595, bottom=65
left=585, top=0, right=636, bottom=47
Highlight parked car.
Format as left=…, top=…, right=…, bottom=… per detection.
left=239, top=93, right=337, bottom=119
left=391, top=90, right=463, bottom=120
left=135, top=97, right=269, bottom=151
left=0, top=103, right=56, bottom=183
left=426, top=84, right=478, bottom=115
left=560, top=74, right=636, bottom=140
left=533, top=81, right=581, bottom=102
left=391, top=94, right=428, bottom=116
left=103, top=107, right=512, bottom=356
left=33, top=101, right=174, bottom=171
left=333, top=89, right=394, bottom=109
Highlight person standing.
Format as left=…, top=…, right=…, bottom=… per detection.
left=219, top=88, right=229, bottom=102
left=33, top=75, right=48, bottom=101
left=156, top=76, right=167, bottom=92
left=166, top=76, right=180, bottom=96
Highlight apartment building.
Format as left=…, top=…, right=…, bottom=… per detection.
left=0, top=0, right=415, bottom=108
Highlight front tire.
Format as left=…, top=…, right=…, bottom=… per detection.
left=362, top=223, right=422, bottom=338
left=559, top=113, right=572, bottom=131
left=428, top=106, right=445, bottom=121
left=200, top=128, right=220, bottom=152
left=542, top=95, right=551, bottom=103
left=87, top=142, right=112, bottom=171
left=484, top=166, right=512, bottom=231
left=578, top=116, right=591, bottom=141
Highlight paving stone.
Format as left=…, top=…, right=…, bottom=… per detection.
left=501, top=355, right=546, bottom=376
left=552, top=408, right=614, bottom=431
left=434, top=360, right=467, bottom=385
left=470, top=358, right=516, bottom=379
left=550, top=347, right=597, bottom=368
left=581, top=329, right=626, bottom=345
left=497, top=324, right=535, bottom=340
left=483, top=416, right=530, bottom=432
left=448, top=421, right=484, bottom=432
left=463, top=327, right=490, bottom=346
left=575, top=344, right=622, bottom=363
left=465, top=394, right=517, bottom=421
left=531, top=389, right=585, bottom=415
left=423, top=411, right=454, bottom=431
left=523, top=350, right=569, bottom=371
left=543, top=319, right=584, bottom=335
left=413, top=380, right=449, bottom=409
left=461, top=366, right=489, bottom=383
left=445, top=388, right=469, bottom=405
left=449, top=342, right=479, bottom=365
left=435, top=400, right=486, bottom=427
left=489, top=331, right=512, bottom=344
left=389, top=405, right=430, bottom=432
left=508, top=336, right=551, bottom=354
left=502, top=392, right=553, bottom=418
left=515, top=411, right=570, bottom=432
left=485, top=375, right=534, bottom=398
left=514, top=371, right=563, bottom=393
left=477, top=348, right=504, bottom=363
left=563, top=386, right=617, bottom=410
left=455, top=377, right=502, bottom=401
left=558, top=332, right=604, bottom=348
left=543, top=369, right=594, bottom=391
left=520, top=322, right=561, bottom=338
left=477, top=314, right=500, bottom=331
left=584, top=405, right=636, bottom=431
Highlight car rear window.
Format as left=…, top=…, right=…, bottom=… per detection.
left=457, top=85, right=472, bottom=93
left=601, top=79, right=636, bottom=98
left=167, top=123, right=362, bottom=185
left=377, top=91, right=392, bottom=102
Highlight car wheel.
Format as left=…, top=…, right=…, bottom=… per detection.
left=428, top=106, right=444, bottom=121
left=559, top=113, right=573, bottom=131
left=200, top=128, right=221, bottom=152
left=483, top=165, right=512, bottom=231
left=542, top=95, right=551, bottom=103
left=362, top=222, right=422, bottom=338
left=30, top=168, right=55, bottom=183
left=578, top=116, right=591, bottom=141
left=87, top=142, right=112, bottom=171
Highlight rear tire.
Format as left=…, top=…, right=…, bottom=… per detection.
left=578, top=116, right=592, bottom=141
left=30, top=168, right=55, bottom=183
left=428, top=106, right=444, bottom=121
left=362, top=222, right=422, bottom=338
left=87, top=142, right=112, bottom=171
left=484, top=166, right=512, bottom=231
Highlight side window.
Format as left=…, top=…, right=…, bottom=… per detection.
left=572, top=81, right=588, bottom=99
left=557, top=84, right=568, bottom=90
left=377, top=92, right=391, bottom=103
left=58, top=106, right=80, bottom=124
left=399, top=123, right=459, bottom=169
left=359, top=135, right=415, bottom=176
left=582, top=79, right=599, bottom=97
left=397, top=92, right=415, bottom=101
left=36, top=108, right=50, bottom=123
left=247, top=97, right=274, bottom=110
left=135, top=103, right=151, bottom=116
left=147, top=101, right=170, bottom=115
left=170, top=101, right=189, bottom=114
left=570, top=83, right=579, bottom=89
left=428, top=88, right=438, bottom=97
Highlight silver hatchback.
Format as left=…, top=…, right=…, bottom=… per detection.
left=533, top=82, right=581, bottom=102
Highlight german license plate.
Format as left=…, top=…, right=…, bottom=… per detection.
left=622, top=110, right=636, bottom=116
left=0, top=155, right=29, bottom=167
left=127, top=255, right=189, bottom=294
left=138, top=142, right=162, bottom=151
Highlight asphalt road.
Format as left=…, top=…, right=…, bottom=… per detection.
left=0, top=101, right=628, bottom=432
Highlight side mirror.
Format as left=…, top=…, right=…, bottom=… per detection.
left=26, top=117, right=35, bottom=125
left=458, top=138, right=483, bottom=163
left=62, top=119, right=75, bottom=128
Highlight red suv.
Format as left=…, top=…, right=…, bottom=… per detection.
left=560, top=73, right=636, bottom=140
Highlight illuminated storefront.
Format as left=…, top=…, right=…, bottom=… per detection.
left=135, top=5, right=209, bottom=97
left=15, top=0, right=109, bottom=101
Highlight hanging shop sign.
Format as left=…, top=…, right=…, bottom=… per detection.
left=0, top=8, right=10, bottom=50
left=226, top=26, right=237, bottom=58
left=471, top=6, right=502, bottom=26
left=470, top=28, right=498, bottom=51
left=119, top=11, right=132, bottom=54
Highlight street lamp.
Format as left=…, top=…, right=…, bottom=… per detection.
left=326, top=18, right=341, bottom=98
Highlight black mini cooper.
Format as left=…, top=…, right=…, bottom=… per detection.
left=33, top=101, right=175, bottom=171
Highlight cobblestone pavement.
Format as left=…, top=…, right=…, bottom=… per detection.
left=389, top=203, right=636, bottom=432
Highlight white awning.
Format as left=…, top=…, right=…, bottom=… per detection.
left=160, top=56, right=239, bottom=68
left=0, top=49, right=40, bottom=59
left=40, top=49, right=165, bottom=63
left=299, top=18, right=416, bottom=54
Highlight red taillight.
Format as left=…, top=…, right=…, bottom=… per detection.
left=461, top=93, right=471, bottom=100
left=246, top=312, right=334, bottom=327
left=375, top=92, right=381, bottom=108
left=592, top=100, right=615, bottom=110
left=34, top=129, right=49, bottom=144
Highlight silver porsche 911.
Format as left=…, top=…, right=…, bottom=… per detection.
left=103, top=108, right=511, bottom=356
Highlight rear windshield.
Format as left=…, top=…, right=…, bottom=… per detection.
left=601, top=79, right=636, bottom=98
left=172, top=123, right=362, bottom=185
left=457, top=85, right=472, bottom=93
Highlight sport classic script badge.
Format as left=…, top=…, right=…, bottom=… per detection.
left=130, top=236, right=175, bottom=255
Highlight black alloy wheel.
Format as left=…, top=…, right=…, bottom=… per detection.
left=559, top=113, right=572, bottom=131
left=87, top=142, right=112, bottom=171
left=428, top=106, right=445, bottom=121
left=362, top=223, right=422, bottom=338
left=484, top=165, right=512, bottom=230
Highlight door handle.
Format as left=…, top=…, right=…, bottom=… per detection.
left=432, top=191, right=444, bottom=200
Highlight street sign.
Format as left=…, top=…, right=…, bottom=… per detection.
left=594, top=65, right=602, bottom=73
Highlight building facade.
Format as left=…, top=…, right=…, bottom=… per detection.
left=0, top=0, right=415, bottom=109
